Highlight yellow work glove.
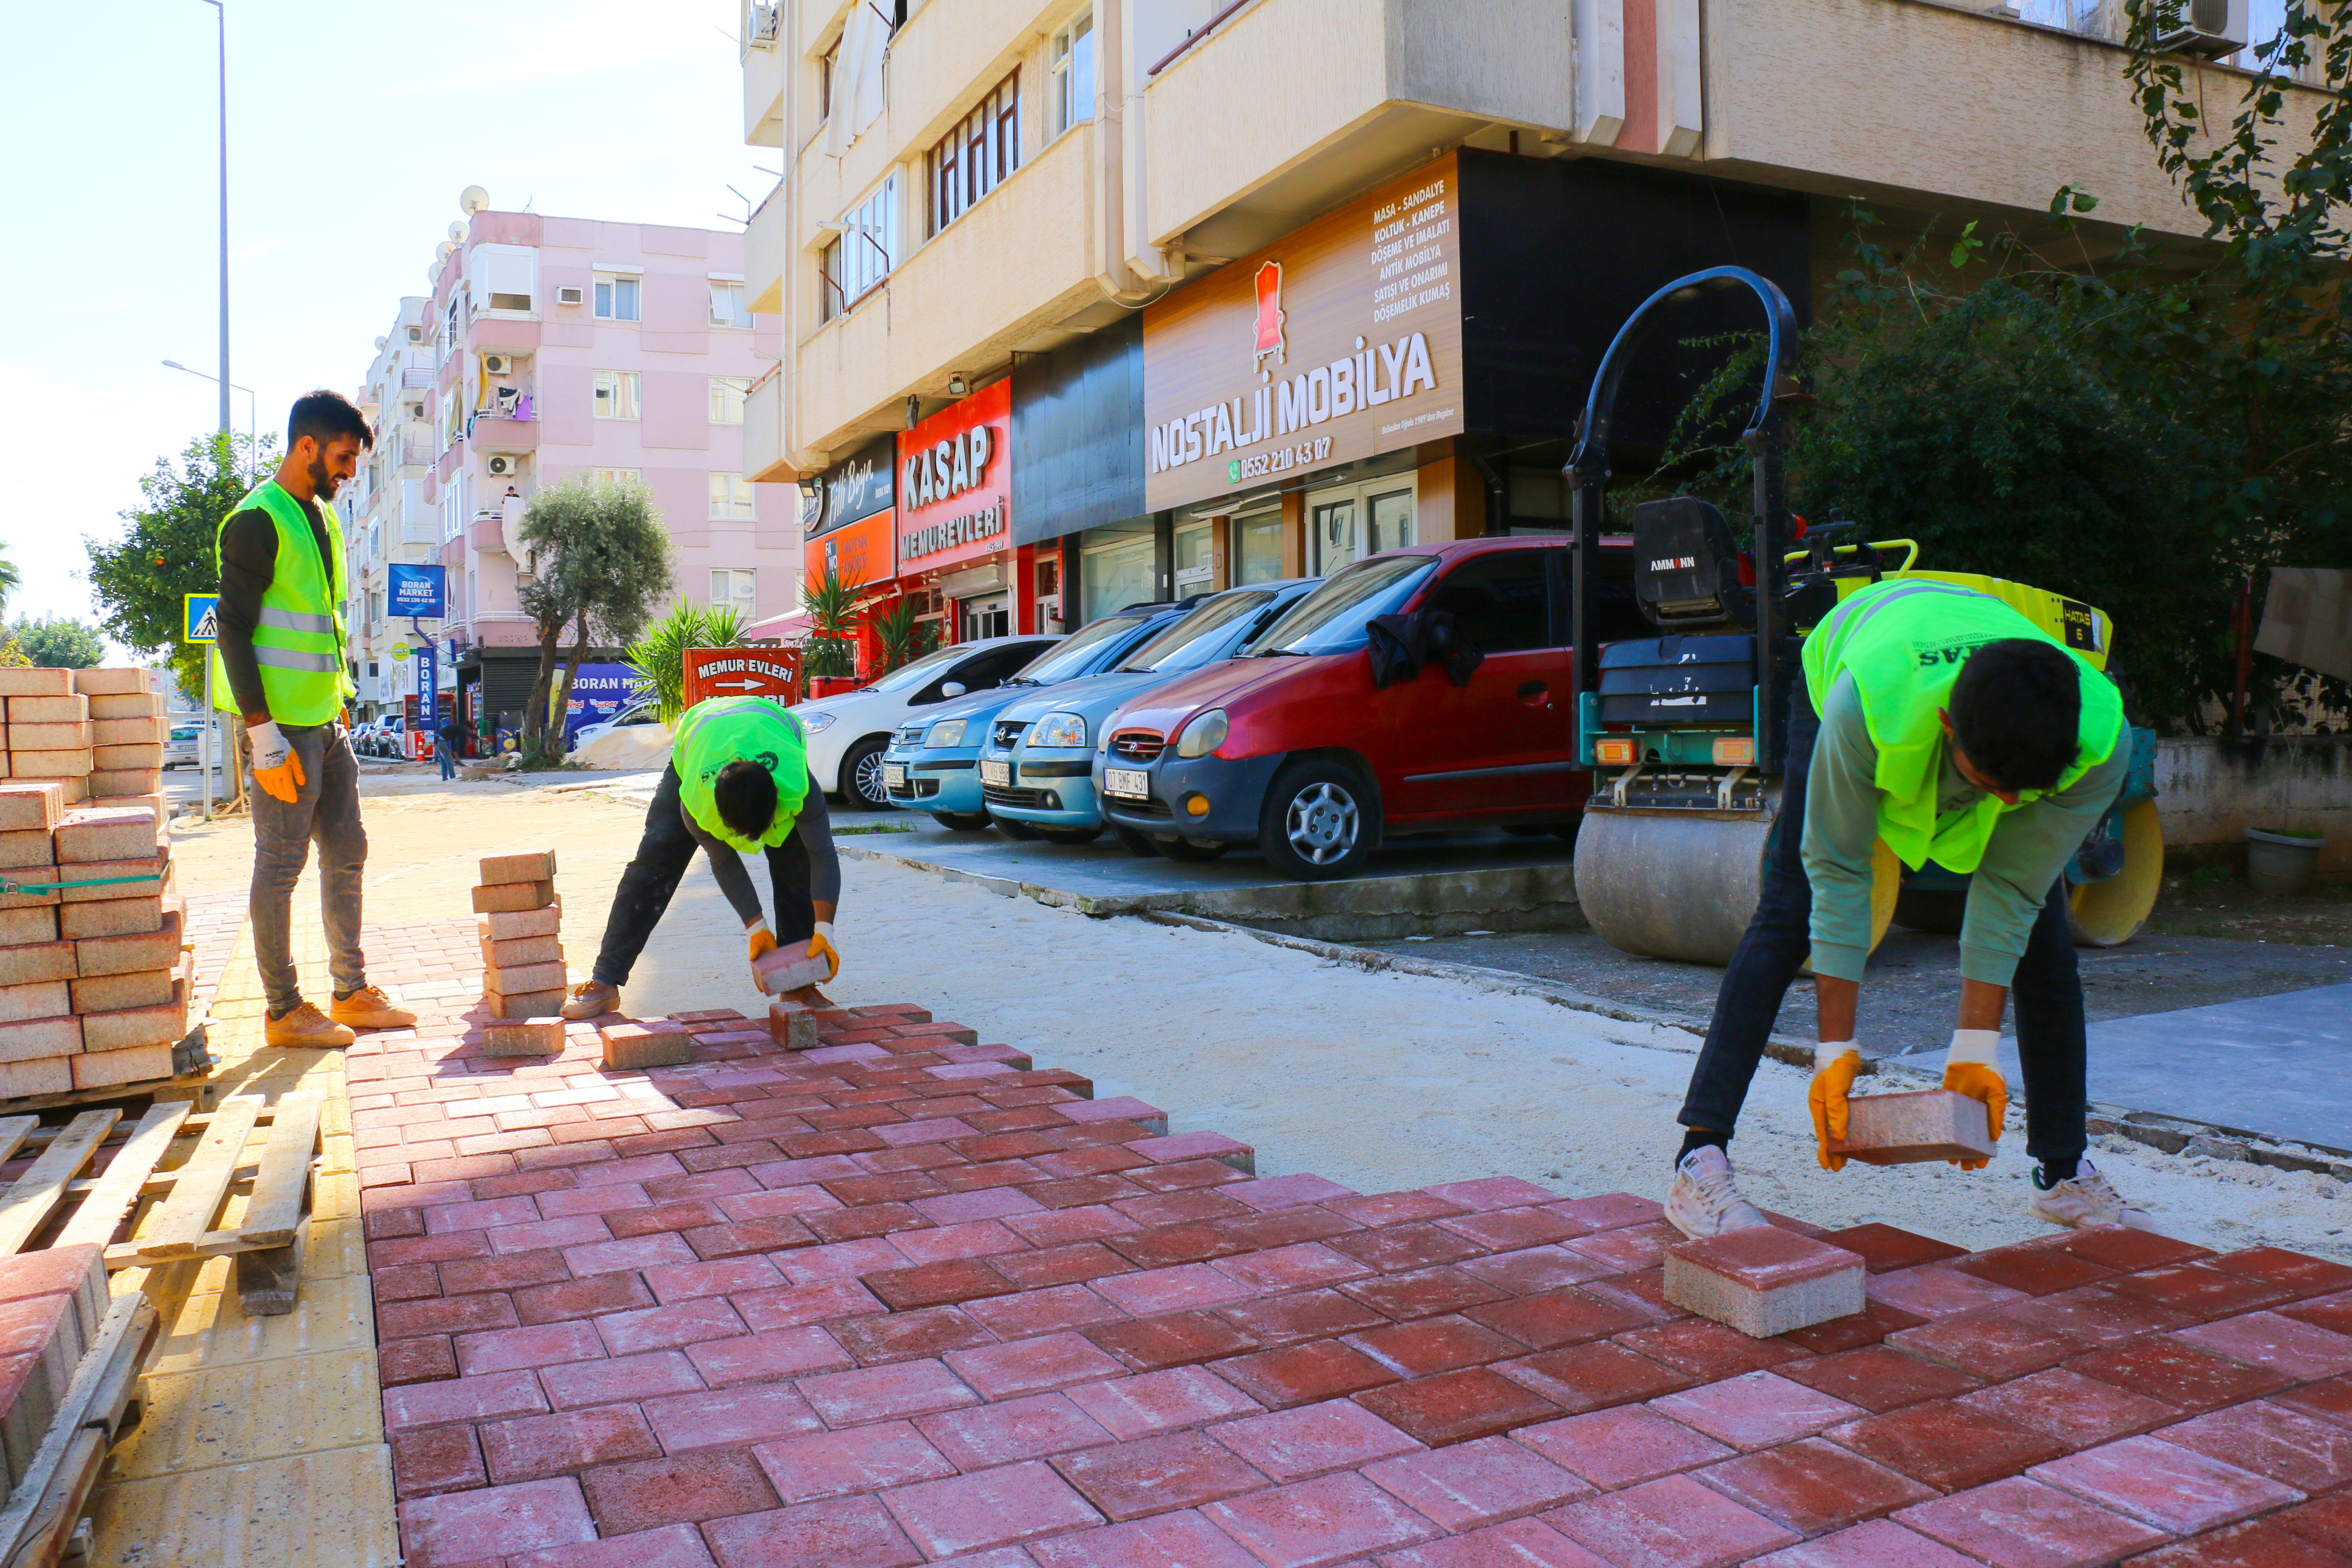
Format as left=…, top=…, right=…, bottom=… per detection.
left=1943, top=1028, right=2007, bottom=1170
left=247, top=720, right=305, bottom=805
left=746, top=920, right=776, bottom=963
left=1809, top=1044, right=1862, bottom=1171
left=809, top=921, right=841, bottom=982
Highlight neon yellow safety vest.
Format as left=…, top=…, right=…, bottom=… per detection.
left=1801, top=578, right=2124, bottom=875
left=209, top=480, right=355, bottom=725
left=673, top=696, right=812, bottom=853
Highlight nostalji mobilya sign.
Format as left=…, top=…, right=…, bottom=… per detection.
left=1142, top=151, right=1464, bottom=514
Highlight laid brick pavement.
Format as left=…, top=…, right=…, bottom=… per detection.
left=349, top=913, right=2352, bottom=1566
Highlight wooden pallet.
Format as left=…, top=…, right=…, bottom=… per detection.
left=0, top=1065, right=217, bottom=1121
left=0, top=1292, right=157, bottom=1568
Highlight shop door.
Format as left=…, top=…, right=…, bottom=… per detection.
left=961, top=595, right=1010, bottom=641
left=1311, top=498, right=1357, bottom=575
left=1385, top=550, right=1571, bottom=819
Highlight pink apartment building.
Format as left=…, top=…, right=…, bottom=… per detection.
left=377, top=200, right=799, bottom=741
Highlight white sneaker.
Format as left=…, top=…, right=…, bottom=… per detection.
left=2027, top=1159, right=2156, bottom=1231
left=1666, top=1145, right=1771, bottom=1239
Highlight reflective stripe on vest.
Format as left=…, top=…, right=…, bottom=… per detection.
left=1801, top=578, right=2124, bottom=874
left=673, top=695, right=812, bottom=854
left=209, top=479, right=354, bottom=725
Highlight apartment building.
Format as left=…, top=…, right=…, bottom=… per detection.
left=738, top=0, right=2324, bottom=659
left=358, top=196, right=800, bottom=742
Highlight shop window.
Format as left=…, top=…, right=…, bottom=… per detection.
left=1235, top=511, right=1284, bottom=585
left=709, top=280, right=751, bottom=329
left=710, top=568, right=758, bottom=616
left=1081, top=523, right=1156, bottom=622
left=1311, top=497, right=1357, bottom=576
left=1308, top=481, right=1414, bottom=574
left=593, top=370, right=640, bottom=420
left=928, top=71, right=1020, bottom=234
left=1173, top=521, right=1214, bottom=595
left=1051, top=12, right=1094, bottom=138
left=709, top=376, right=750, bottom=424
left=593, top=273, right=640, bottom=321
left=821, top=174, right=898, bottom=321
left=1423, top=551, right=1552, bottom=653
left=709, top=473, right=755, bottom=519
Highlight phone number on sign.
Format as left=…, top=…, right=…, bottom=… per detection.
left=1228, top=437, right=1332, bottom=483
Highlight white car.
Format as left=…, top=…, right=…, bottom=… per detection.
left=570, top=699, right=658, bottom=753
left=796, top=635, right=1058, bottom=809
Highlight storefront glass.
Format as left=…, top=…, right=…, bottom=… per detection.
left=1235, top=508, right=1283, bottom=584
left=1173, top=520, right=1213, bottom=597
left=1309, top=481, right=1414, bottom=574
left=1081, top=520, right=1155, bottom=622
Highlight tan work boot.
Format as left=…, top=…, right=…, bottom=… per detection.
left=784, top=984, right=834, bottom=1010
left=265, top=1001, right=356, bottom=1049
left=330, top=985, right=417, bottom=1031
left=560, top=979, right=621, bottom=1021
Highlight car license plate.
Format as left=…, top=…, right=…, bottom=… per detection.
left=1104, top=767, right=1150, bottom=800
left=882, top=763, right=906, bottom=790
left=980, top=759, right=1011, bottom=787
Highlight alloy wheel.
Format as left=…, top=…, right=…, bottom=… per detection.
left=852, top=747, right=891, bottom=807
left=1283, top=781, right=1360, bottom=866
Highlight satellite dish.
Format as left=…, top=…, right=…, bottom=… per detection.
left=460, top=185, right=490, bottom=215
left=447, top=221, right=467, bottom=243
left=427, top=260, right=442, bottom=284
left=436, top=241, right=456, bottom=262
left=375, top=335, right=388, bottom=350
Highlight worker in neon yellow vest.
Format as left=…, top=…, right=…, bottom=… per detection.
left=562, top=695, right=841, bottom=1020
left=212, top=390, right=417, bottom=1048
left=1666, top=579, right=2147, bottom=1239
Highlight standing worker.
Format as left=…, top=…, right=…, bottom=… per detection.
left=560, top=695, right=842, bottom=1020
left=213, top=390, right=418, bottom=1048
left=1664, top=578, right=2148, bottom=1237
left=435, top=710, right=462, bottom=782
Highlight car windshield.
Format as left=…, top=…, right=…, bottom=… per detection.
left=862, top=643, right=974, bottom=694
left=1007, top=616, right=1148, bottom=685
left=1117, top=591, right=1279, bottom=673
left=1252, top=556, right=1439, bottom=655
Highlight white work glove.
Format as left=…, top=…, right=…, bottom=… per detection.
left=1808, top=1041, right=1862, bottom=1171
left=246, top=720, right=303, bottom=803
left=1942, top=1029, right=2007, bottom=1169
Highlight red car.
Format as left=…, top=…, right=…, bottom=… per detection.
left=1097, top=536, right=1625, bottom=878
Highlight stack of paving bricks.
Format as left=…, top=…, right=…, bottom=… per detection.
left=0, top=1244, right=107, bottom=1505
left=0, top=669, right=186, bottom=1099
left=347, top=984, right=2352, bottom=1568
left=475, top=851, right=564, bottom=1020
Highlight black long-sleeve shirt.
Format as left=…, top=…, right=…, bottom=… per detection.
left=215, top=495, right=337, bottom=719
left=681, top=785, right=844, bottom=924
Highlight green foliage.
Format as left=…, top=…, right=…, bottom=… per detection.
left=799, top=563, right=864, bottom=683
left=866, top=595, right=937, bottom=675
left=624, top=600, right=754, bottom=728
left=0, top=547, right=18, bottom=622
left=8, top=618, right=104, bottom=668
left=86, top=432, right=277, bottom=701
left=513, top=474, right=676, bottom=757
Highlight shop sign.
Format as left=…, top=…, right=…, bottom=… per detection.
left=683, top=647, right=801, bottom=707
left=897, top=379, right=1011, bottom=573
left=806, top=505, right=893, bottom=591
left=1142, top=153, right=1464, bottom=513
left=803, top=435, right=895, bottom=538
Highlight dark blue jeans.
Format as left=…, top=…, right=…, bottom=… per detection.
left=1676, top=689, right=2090, bottom=1167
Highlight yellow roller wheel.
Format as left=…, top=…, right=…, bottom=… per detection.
left=2068, top=797, right=2163, bottom=947
left=1868, top=838, right=1899, bottom=953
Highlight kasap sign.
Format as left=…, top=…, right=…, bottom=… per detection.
left=386, top=563, right=448, bottom=619
left=897, top=379, right=1010, bottom=573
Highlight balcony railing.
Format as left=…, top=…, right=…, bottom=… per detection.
left=401, top=367, right=435, bottom=389
left=401, top=441, right=435, bottom=467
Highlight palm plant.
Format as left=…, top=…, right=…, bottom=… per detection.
left=867, top=595, right=937, bottom=675
left=799, top=564, right=863, bottom=683
left=623, top=600, right=754, bottom=726
left=0, top=548, right=18, bottom=622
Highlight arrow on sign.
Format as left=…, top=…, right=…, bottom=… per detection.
left=708, top=677, right=775, bottom=692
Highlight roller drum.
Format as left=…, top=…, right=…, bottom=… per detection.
left=1577, top=805, right=1779, bottom=966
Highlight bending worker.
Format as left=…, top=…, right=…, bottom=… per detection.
left=562, top=694, right=841, bottom=1019
left=214, top=389, right=417, bottom=1047
left=1665, top=577, right=2147, bottom=1238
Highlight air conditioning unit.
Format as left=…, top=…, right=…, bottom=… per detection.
left=482, top=353, right=514, bottom=377
left=2159, top=0, right=2248, bottom=56
left=557, top=285, right=585, bottom=306
left=407, top=326, right=423, bottom=342
left=749, top=3, right=780, bottom=42
left=486, top=454, right=518, bottom=477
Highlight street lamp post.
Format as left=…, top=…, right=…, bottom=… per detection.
left=199, top=0, right=228, bottom=441
left=161, top=360, right=254, bottom=459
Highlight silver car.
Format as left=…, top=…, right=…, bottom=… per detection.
left=162, top=722, right=203, bottom=770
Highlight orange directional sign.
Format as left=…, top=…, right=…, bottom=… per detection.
left=684, top=647, right=802, bottom=708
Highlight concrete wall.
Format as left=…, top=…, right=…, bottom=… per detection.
left=2158, top=736, right=2352, bottom=878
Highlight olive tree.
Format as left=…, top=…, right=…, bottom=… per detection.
left=514, top=475, right=675, bottom=759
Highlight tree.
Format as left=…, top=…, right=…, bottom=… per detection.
left=624, top=600, right=753, bottom=726
left=0, top=546, right=18, bottom=622
left=9, top=618, right=104, bottom=668
left=513, top=475, right=675, bottom=760
left=87, top=432, right=277, bottom=701
left=799, top=564, right=863, bottom=682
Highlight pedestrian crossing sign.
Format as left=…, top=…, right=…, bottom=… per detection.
left=183, top=594, right=219, bottom=644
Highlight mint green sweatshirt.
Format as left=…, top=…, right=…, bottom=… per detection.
left=1801, top=671, right=2127, bottom=986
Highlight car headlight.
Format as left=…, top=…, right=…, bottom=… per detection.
left=1032, top=712, right=1087, bottom=749
left=1174, top=708, right=1229, bottom=759
left=799, top=710, right=836, bottom=733
left=924, top=718, right=967, bottom=747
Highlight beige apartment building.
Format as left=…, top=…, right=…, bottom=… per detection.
left=738, top=0, right=2317, bottom=650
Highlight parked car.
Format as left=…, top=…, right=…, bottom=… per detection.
left=880, top=606, right=1193, bottom=835
left=570, top=698, right=658, bottom=753
left=162, top=721, right=203, bottom=770
left=799, top=635, right=1060, bottom=809
left=982, top=580, right=1318, bottom=852
left=372, top=714, right=409, bottom=759
left=1097, top=537, right=1620, bottom=879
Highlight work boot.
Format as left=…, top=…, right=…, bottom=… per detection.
left=561, top=979, right=621, bottom=1021
left=2027, top=1159, right=2155, bottom=1231
left=1665, top=1145, right=1770, bottom=1239
left=784, top=983, right=834, bottom=1010
left=265, top=1001, right=356, bottom=1049
left=329, top=985, right=417, bottom=1031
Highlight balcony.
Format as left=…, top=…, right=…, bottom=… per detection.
left=744, top=364, right=791, bottom=484
left=401, top=440, right=435, bottom=468
left=743, top=13, right=786, bottom=147
left=468, top=411, right=539, bottom=454
left=747, top=181, right=787, bottom=316
left=471, top=515, right=509, bottom=554
left=401, top=366, right=435, bottom=389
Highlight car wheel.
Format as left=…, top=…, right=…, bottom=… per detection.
left=1110, top=825, right=1159, bottom=858
left=1153, top=835, right=1228, bottom=862
left=933, top=811, right=991, bottom=832
left=996, top=818, right=1044, bottom=841
left=842, top=739, right=892, bottom=810
left=1038, top=826, right=1103, bottom=846
left=1258, top=758, right=1378, bottom=881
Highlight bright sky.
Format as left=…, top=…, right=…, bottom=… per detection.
left=0, top=0, right=771, bottom=654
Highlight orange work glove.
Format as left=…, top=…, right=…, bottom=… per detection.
left=1809, top=1044, right=1862, bottom=1172
left=247, top=721, right=305, bottom=804
left=1943, top=1029, right=2007, bottom=1170
left=808, top=921, right=841, bottom=982
left=746, top=921, right=777, bottom=963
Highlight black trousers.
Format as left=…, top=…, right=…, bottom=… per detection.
left=1675, top=689, right=2091, bottom=1167
left=590, top=764, right=815, bottom=987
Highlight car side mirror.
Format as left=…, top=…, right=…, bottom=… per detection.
left=941, top=682, right=967, bottom=698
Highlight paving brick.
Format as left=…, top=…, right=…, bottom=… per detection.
left=1957, top=1367, right=2181, bottom=1450
left=1867, top=1264, right=2030, bottom=1320
left=516, top=1271, right=659, bottom=1326
left=799, top=1358, right=979, bottom=1427
left=1361, top=1434, right=1591, bottom=1530
left=867, top=1257, right=1017, bottom=1311
left=579, top=1449, right=779, bottom=1533
left=1666, top=1227, right=1866, bottom=1339
left=1214, top=1339, right=1399, bottom=1409
left=2175, top=1312, right=2352, bottom=1380
left=1494, top=1341, right=1691, bottom=1416
left=2067, top=1335, right=2296, bottom=1413
left=1343, top=1267, right=1511, bottom=1323
left=384, top=1369, right=552, bottom=1431
left=965, top=1283, right=1129, bottom=1341
left=916, top=1390, right=1113, bottom=1469
left=1650, top=1369, right=1868, bottom=1451
left=1618, top=1319, right=1806, bottom=1382
left=2104, top=1262, right=2298, bottom=1320
left=2210, top=1246, right=2352, bottom=1300
left=750, top=1420, right=956, bottom=1504
left=1999, top=1285, right=2197, bottom=1346
left=1358, top=1365, right=1566, bottom=1447
left=1546, top=1193, right=1663, bottom=1232
left=701, top=1494, right=923, bottom=1568
left=1346, top=1316, right=1525, bottom=1379
left=1697, top=1436, right=1936, bottom=1534
left=1825, top=1396, right=2069, bottom=1492
left=1885, top=1308, right=2092, bottom=1381
left=1516, top=1406, right=1734, bottom=1489
left=399, top=1477, right=598, bottom=1562
left=1745, top=1518, right=1988, bottom=1568
left=1438, top=1207, right=1586, bottom=1253
left=944, top=1330, right=1126, bottom=1399
left=1464, top=1287, right=1647, bottom=1352
left=1544, top=1472, right=1800, bottom=1568
left=1327, top=1223, right=1485, bottom=1274
left=686, top=1325, right=855, bottom=1386
left=1778, top=1344, right=1984, bottom=1413
left=505, top=1523, right=721, bottom=1568
left=1202, top=1471, right=1441, bottom=1567
left=1093, top=1262, right=1255, bottom=1318
left=1088, top=1311, right=1259, bottom=1373
left=1026, top=1510, right=1263, bottom=1568
left=1815, top=1225, right=1971, bottom=1275
left=1209, top=1396, right=1423, bottom=1481
left=832, top=1302, right=996, bottom=1365
left=2120, top=1516, right=2352, bottom=1568
left=640, top=1384, right=824, bottom=1452
left=1221, top=1288, right=1390, bottom=1347
left=1053, top=1430, right=1269, bottom=1521
left=1375, top=1518, right=1614, bottom=1568
left=1065, top=1365, right=1265, bottom=1440
left=2031, top=1433, right=2303, bottom=1536
left=1213, top=1241, right=1373, bottom=1293
left=2050, top=1226, right=2213, bottom=1273
left=1948, top=1244, right=2119, bottom=1299
left=456, top=1319, right=606, bottom=1375
left=2277, top=1370, right=2352, bottom=1428
left=2159, top=1399, right=2352, bottom=1491
left=540, top=1349, right=705, bottom=1408
left=879, top=1459, right=1106, bottom=1559
left=392, top=1424, right=488, bottom=1499
left=2278, top=1494, right=2352, bottom=1555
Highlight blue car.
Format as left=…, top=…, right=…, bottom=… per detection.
left=982, top=579, right=1317, bottom=850
left=881, top=603, right=1188, bottom=834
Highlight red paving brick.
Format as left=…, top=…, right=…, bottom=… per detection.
left=346, top=937, right=2352, bottom=1565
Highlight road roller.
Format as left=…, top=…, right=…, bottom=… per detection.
left=1563, top=266, right=2163, bottom=965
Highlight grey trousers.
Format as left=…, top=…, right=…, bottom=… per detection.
left=249, top=720, right=368, bottom=1015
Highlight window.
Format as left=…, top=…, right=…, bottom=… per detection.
left=818, top=35, right=839, bottom=120
left=821, top=175, right=897, bottom=320
left=593, top=371, right=640, bottom=420
left=1235, top=509, right=1283, bottom=585
left=1051, top=13, right=1094, bottom=137
left=1308, top=481, right=1415, bottom=574
left=928, top=72, right=1020, bottom=234
left=591, top=467, right=642, bottom=486
left=709, top=472, right=755, bottom=519
left=710, top=568, right=758, bottom=615
left=709, top=376, right=750, bottom=423
left=1424, top=551, right=1553, bottom=654
left=593, top=273, right=641, bottom=321
left=709, top=280, right=751, bottom=329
